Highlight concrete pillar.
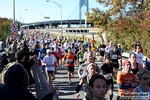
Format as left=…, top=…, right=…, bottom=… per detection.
left=67, top=23, right=71, bottom=28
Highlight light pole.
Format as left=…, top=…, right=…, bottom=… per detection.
left=40, top=14, right=50, bottom=29
left=46, top=0, right=63, bottom=35
left=20, top=9, right=27, bottom=31
left=40, top=14, right=46, bottom=29
left=13, top=0, right=15, bottom=23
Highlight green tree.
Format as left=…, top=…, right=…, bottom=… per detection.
left=0, top=17, right=20, bottom=40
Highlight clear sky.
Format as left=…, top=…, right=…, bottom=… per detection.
left=0, top=0, right=104, bottom=23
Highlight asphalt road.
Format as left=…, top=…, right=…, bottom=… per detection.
left=52, top=59, right=118, bottom=100
left=31, top=54, right=125, bottom=100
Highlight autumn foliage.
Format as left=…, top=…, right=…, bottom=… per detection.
left=0, top=17, right=13, bottom=39
left=86, top=0, right=150, bottom=54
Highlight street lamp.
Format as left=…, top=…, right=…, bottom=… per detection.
left=46, top=0, right=63, bottom=35
left=13, top=0, right=15, bottom=23
left=20, top=9, right=27, bottom=31
left=40, top=14, right=46, bottom=29
left=40, top=14, right=50, bottom=29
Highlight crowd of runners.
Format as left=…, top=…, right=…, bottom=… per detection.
left=0, top=30, right=150, bottom=100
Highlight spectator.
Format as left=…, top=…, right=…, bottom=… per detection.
left=0, top=39, right=5, bottom=52
left=7, top=40, right=17, bottom=62
left=0, top=52, right=58, bottom=100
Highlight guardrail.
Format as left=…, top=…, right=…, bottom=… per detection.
left=122, top=52, right=146, bottom=61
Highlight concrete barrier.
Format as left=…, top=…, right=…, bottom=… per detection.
left=122, top=52, right=146, bottom=61
left=65, top=29, right=89, bottom=33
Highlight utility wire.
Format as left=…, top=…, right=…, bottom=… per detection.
left=67, top=2, right=79, bottom=20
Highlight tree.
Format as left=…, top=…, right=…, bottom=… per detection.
left=86, top=0, right=150, bottom=54
left=0, top=17, right=20, bottom=40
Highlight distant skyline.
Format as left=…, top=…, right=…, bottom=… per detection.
left=0, top=0, right=105, bottom=23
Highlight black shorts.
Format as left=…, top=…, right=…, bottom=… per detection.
left=106, top=78, right=114, bottom=90
left=74, top=56, right=77, bottom=60
left=112, top=62, right=119, bottom=68
left=100, top=51, right=105, bottom=56
left=67, top=66, right=74, bottom=72
left=79, top=61, right=85, bottom=65
left=57, top=57, right=60, bottom=60
left=47, top=70, right=54, bottom=74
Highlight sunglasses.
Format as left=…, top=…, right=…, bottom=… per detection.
left=142, top=77, right=149, bottom=80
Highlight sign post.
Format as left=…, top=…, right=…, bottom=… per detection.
left=10, top=23, right=18, bottom=38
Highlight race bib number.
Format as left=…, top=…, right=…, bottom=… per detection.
left=124, top=88, right=130, bottom=92
left=106, top=73, right=112, bottom=80
left=111, top=54, right=117, bottom=59
left=100, top=48, right=105, bottom=51
left=68, top=59, right=73, bottom=63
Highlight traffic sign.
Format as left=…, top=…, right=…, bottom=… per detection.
left=11, top=31, right=18, bottom=38
left=10, top=23, right=18, bottom=31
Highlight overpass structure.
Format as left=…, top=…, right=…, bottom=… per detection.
left=22, top=19, right=93, bottom=29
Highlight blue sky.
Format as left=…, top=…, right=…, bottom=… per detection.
left=0, top=0, right=104, bottom=23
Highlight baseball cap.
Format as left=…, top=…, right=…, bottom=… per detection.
left=123, top=60, right=131, bottom=66
left=46, top=49, right=51, bottom=53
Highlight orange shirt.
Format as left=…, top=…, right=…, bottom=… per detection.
left=81, top=35, right=84, bottom=41
left=66, top=53, right=75, bottom=67
left=117, top=72, right=136, bottom=96
left=90, top=39, right=96, bottom=44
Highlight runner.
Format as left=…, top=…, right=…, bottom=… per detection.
left=42, top=49, right=57, bottom=88
left=78, top=51, right=99, bottom=80
left=59, top=43, right=65, bottom=69
left=128, top=52, right=142, bottom=75
left=105, top=41, right=114, bottom=57
left=98, top=41, right=106, bottom=63
left=89, top=74, right=107, bottom=100
left=108, top=45, right=122, bottom=80
left=134, top=45, right=144, bottom=66
left=133, top=69, right=150, bottom=100
left=143, top=50, right=150, bottom=71
left=76, top=45, right=85, bottom=66
left=76, top=63, right=97, bottom=100
left=91, top=43, right=97, bottom=63
left=117, top=60, right=138, bottom=100
left=100, top=55, right=114, bottom=100
left=64, top=47, right=75, bottom=84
